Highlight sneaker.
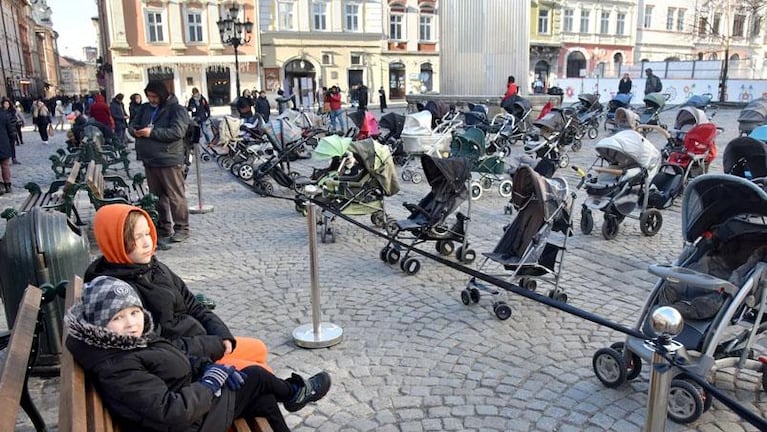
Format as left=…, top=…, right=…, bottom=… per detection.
left=42, top=141, right=48, bottom=145
left=169, top=232, right=189, bottom=243
left=284, top=372, right=331, bottom=412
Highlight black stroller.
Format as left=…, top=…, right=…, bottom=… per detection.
left=525, top=108, right=581, bottom=170
left=737, top=98, right=767, bottom=136
left=722, top=136, right=767, bottom=180
left=489, top=95, right=533, bottom=154
left=571, top=93, right=604, bottom=140
left=380, top=155, right=476, bottom=275
left=461, top=165, right=574, bottom=320
left=250, top=115, right=313, bottom=195
left=378, top=112, right=407, bottom=165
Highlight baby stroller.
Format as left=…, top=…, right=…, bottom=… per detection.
left=604, top=93, right=633, bottom=131
left=664, top=123, right=718, bottom=185
left=460, top=165, right=573, bottom=320
left=400, top=110, right=463, bottom=184
left=379, top=155, right=476, bottom=275
left=378, top=112, right=407, bottom=165
left=682, top=93, right=714, bottom=112
left=669, top=106, right=709, bottom=146
left=639, top=92, right=669, bottom=129
left=593, top=173, right=767, bottom=424
left=571, top=93, right=604, bottom=140
left=577, top=130, right=669, bottom=240
left=525, top=107, right=581, bottom=170
left=722, top=136, right=767, bottom=180
left=311, top=136, right=400, bottom=243
left=347, top=111, right=380, bottom=140
left=489, top=95, right=533, bottom=154
left=424, top=100, right=456, bottom=128
left=450, top=127, right=512, bottom=200
left=249, top=117, right=313, bottom=196
left=738, top=98, right=767, bottom=136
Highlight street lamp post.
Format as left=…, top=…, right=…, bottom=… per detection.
left=216, top=5, right=254, bottom=99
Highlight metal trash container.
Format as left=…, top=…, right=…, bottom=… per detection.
left=0, top=207, right=90, bottom=374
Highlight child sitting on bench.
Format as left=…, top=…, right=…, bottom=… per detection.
left=65, top=276, right=331, bottom=431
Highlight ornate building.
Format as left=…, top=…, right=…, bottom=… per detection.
left=59, top=56, right=99, bottom=96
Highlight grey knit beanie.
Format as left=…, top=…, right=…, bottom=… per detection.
left=81, top=276, right=145, bottom=328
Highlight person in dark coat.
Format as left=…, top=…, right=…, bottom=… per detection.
left=187, top=87, right=211, bottom=143
left=1, top=98, right=19, bottom=164
left=71, top=95, right=84, bottom=114
left=618, top=73, right=632, bottom=94
left=644, top=68, right=662, bottom=95
left=236, top=89, right=254, bottom=119
left=128, top=93, right=142, bottom=119
left=110, top=93, right=129, bottom=145
left=355, top=83, right=368, bottom=112
left=0, top=108, right=13, bottom=194
left=65, top=275, right=332, bottom=432
left=254, top=90, right=271, bottom=122
left=129, top=81, right=191, bottom=243
left=378, top=87, right=387, bottom=113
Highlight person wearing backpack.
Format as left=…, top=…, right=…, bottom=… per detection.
left=644, top=68, right=662, bottom=95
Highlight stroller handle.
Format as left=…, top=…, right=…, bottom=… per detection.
left=592, top=166, right=624, bottom=175
left=636, top=123, right=670, bottom=138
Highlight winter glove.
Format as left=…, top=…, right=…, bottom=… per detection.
left=225, top=369, right=247, bottom=391
left=200, top=364, right=233, bottom=396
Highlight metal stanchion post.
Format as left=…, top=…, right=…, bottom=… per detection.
left=646, top=306, right=684, bottom=432
left=189, top=143, right=214, bottom=214
left=293, top=186, right=343, bottom=348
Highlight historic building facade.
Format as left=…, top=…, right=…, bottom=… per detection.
left=530, top=0, right=562, bottom=90
left=59, top=56, right=99, bottom=96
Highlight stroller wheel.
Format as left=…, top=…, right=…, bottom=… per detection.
left=295, top=202, right=308, bottom=217
left=668, top=379, right=705, bottom=424
left=609, top=342, right=642, bottom=381
left=456, top=247, right=476, bottom=264
left=401, top=170, right=413, bottom=182
left=370, top=211, right=385, bottom=228
left=411, top=172, right=423, bottom=184
left=587, top=127, right=599, bottom=140
left=521, top=278, right=537, bottom=291
left=470, top=182, right=483, bottom=200
left=498, top=180, right=513, bottom=198
left=481, top=177, right=493, bottom=189
left=460, top=289, right=471, bottom=305
left=401, top=257, right=421, bottom=275
left=592, top=347, right=627, bottom=388
left=220, top=156, right=234, bottom=170
left=201, top=153, right=211, bottom=162
left=601, top=216, right=620, bottom=240
left=580, top=209, right=594, bottom=235
left=493, top=302, right=512, bottom=320
left=548, top=289, right=567, bottom=303
left=238, top=164, right=255, bottom=181
left=558, top=153, right=570, bottom=169
left=504, top=202, right=514, bottom=216
left=385, top=247, right=400, bottom=265
left=436, top=240, right=455, bottom=256
left=571, top=140, right=583, bottom=152
left=385, top=220, right=400, bottom=237
left=639, top=209, right=663, bottom=237
left=470, top=288, right=480, bottom=303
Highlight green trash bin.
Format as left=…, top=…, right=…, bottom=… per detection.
left=0, top=207, right=90, bottom=374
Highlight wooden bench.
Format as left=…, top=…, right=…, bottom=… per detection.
left=0, top=285, right=46, bottom=432
left=83, top=161, right=159, bottom=225
left=59, top=277, right=272, bottom=432
left=1, top=160, right=84, bottom=224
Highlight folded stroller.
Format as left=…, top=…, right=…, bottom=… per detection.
left=400, top=110, right=463, bottom=184
left=460, top=165, right=573, bottom=320
left=310, top=136, right=400, bottom=243
left=593, top=174, right=767, bottom=424
left=604, top=93, right=633, bottom=131
left=380, top=155, right=475, bottom=275
left=577, top=130, right=671, bottom=240
left=450, top=127, right=512, bottom=200
left=722, top=136, right=767, bottom=180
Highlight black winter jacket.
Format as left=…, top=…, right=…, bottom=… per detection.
left=0, top=110, right=13, bottom=160
left=254, top=97, right=270, bottom=122
left=129, top=95, right=190, bottom=167
left=84, top=257, right=235, bottom=360
left=65, top=310, right=235, bottom=432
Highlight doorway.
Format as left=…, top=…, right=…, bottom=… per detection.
left=284, top=59, right=316, bottom=109
left=420, top=63, right=433, bottom=92
left=566, top=51, right=586, bottom=78
left=389, top=62, right=406, bottom=99
left=206, top=66, right=230, bottom=106
left=147, top=66, right=175, bottom=94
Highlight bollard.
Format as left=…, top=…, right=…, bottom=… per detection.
left=646, top=306, right=684, bottom=432
left=293, top=185, right=343, bottom=348
left=189, top=143, right=214, bottom=214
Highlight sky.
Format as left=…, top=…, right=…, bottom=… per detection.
left=47, top=0, right=99, bottom=60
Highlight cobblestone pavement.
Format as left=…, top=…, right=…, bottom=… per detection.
left=4, top=107, right=767, bottom=431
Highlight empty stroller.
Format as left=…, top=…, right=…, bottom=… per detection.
left=664, top=123, right=718, bottom=184
left=311, top=136, right=400, bottom=243
left=578, top=130, right=668, bottom=240
left=639, top=92, right=668, bottom=128
left=400, top=110, right=463, bottom=184
left=378, top=112, right=407, bottom=165
left=571, top=93, right=604, bottom=140
left=489, top=95, right=533, bottom=154
left=379, top=155, right=476, bottom=275
left=449, top=127, right=512, bottom=200
left=604, top=93, right=633, bottom=131
left=347, top=110, right=380, bottom=140
left=460, top=165, right=573, bottom=320
left=525, top=107, right=581, bottom=170
left=669, top=106, right=709, bottom=146
left=722, top=136, right=767, bottom=180
left=249, top=117, right=313, bottom=195
left=738, top=98, right=767, bottom=136
left=593, top=174, right=767, bottom=424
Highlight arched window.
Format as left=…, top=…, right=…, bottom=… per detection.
left=730, top=53, right=739, bottom=61
left=566, top=51, right=586, bottom=78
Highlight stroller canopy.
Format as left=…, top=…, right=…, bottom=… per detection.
left=403, top=111, right=433, bottom=136
left=610, top=93, right=633, bottom=108
left=643, top=93, right=667, bottom=110
left=722, top=136, right=767, bottom=179
left=314, top=135, right=352, bottom=160
left=738, top=98, right=767, bottom=125
left=511, top=165, right=569, bottom=220
left=533, top=109, right=566, bottom=134
left=595, top=130, right=661, bottom=170
left=379, top=112, right=406, bottom=138
left=421, top=154, right=471, bottom=197
left=682, top=94, right=712, bottom=109
left=682, top=174, right=767, bottom=242
left=578, top=94, right=600, bottom=110
left=751, top=125, right=767, bottom=142
left=674, top=107, right=709, bottom=131
left=350, top=138, right=400, bottom=196
left=425, top=100, right=451, bottom=121
left=614, top=107, right=639, bottom=130
left=501, top=95, right=532, bottom=119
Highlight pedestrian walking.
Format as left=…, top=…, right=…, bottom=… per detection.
left=110, top=93, right=129, bottom=145
left=0, top=106, right=14, bottom=193
left=1, top=98, right=19, bottom=165
left=33, top=98, right=51, bottom=144
left=13, top=101, right=24, bottom=145
left=254, top=90, right=271, bottom=122
left=378, top=87, right=387, bottom=113
left=186, top=88, right=211, bottom=144
left=328, top=86, right=345, bottom=133
left=644, top=68, right=662, bottom=95
left=355, top=83, right=368, bottom=112
left=618, top=73, right=633, bottom=94
left=129, top=80, right=191, bottom=244
left=54, top=100, right=66, bottom=130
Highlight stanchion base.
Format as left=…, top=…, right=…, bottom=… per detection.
left=292, top=322, right=343, bottom=349
left=189, top=205, right=214, bottom=214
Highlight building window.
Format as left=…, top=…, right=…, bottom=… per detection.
left=278, top=1, right=294, bottom=30
left=345, top=3, right=359, bottom=32
left=677, top=9, right=685, bottom=32
left=419, top=15, right=433, bottom=40
left=752, top=16, right=762, bottom=37
left=580, top=10, right=590, bottom=34
left=321, top=53, right=333, bottom=65
left=390, top=14, right=403, bottom=40
left=666, top=7, right=675, bottom=31
left=312, top=2, right=327, bottom=31
left=616, top=13, right=625, bottom=35
left=538, top=9, right=549, bottom=34
left=644, top=5, right=653, bottom=29
left=563, top=9, right=573, bottom=32
left=145, top=10, right=165, bottom=43
left=713, top=13, right=721, bottom=35
left=186, top=11, right=203, bottom=43
left=698, top=17, right=707, bottom=35
left=733, top=14, right=746, bottom=37
left=350, top=54, right=362, bottom=65
left=600, top=11, right=609, bottom=34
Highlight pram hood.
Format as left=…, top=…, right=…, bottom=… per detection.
left=751, top=125, right=767, bottom=142
left=578, top=93, right=600, bottom=110
left=682, top=174, right=767, bottom=242
left=379, top=112, right=406, bottom=137
left=682, top=94, right=712, bottom=109
left=533, top=109, right=566, bottom=134
left=613, top=107, right=640, bottom=130
left=451, top=127, right=486, bottom=158
left=595, top=130, right=661, bottom=170
left=610, top=93, right=633, bottom=107
left=738, top=98, right=767, bottom=124
left=674, top=107, right=709, bottom=131
left=402, top=111, right=433, bottom=136
left=422, top=154, right=471, bottom=198
left=349, top=138, right=400, bottom=196
left=722, top=136, right=767, bottom=179
left=643, top=93, right=666, bottom=110
left=425, top=100, right=451, bottom=121
left=314, top=135, right=352, bottom=160
left=501, top=95, right=532, bottom=119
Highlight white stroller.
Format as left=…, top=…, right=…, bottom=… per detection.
left=400, top=110, right=463, bottom=184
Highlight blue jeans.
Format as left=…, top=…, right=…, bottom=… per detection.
left=197, top=120, right=211, bottom=144
left=329, top=109, right=345, bottom=132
